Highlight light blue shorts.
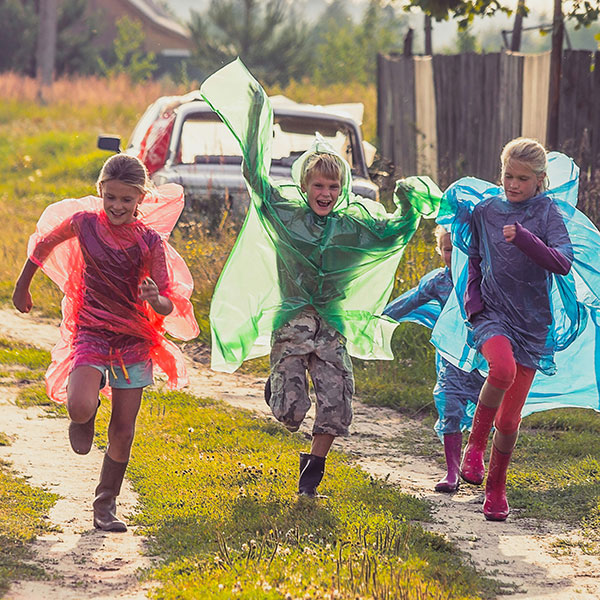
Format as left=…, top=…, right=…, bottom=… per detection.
left=88, top=360, right=154, bottom=389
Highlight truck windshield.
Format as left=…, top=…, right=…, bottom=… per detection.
left=178, top=112, right=355, bottom=168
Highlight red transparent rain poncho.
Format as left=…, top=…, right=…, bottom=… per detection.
left=27, top=183, right=199, bottom=403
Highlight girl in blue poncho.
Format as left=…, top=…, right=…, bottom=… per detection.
left=459, top=138, right=573, bottom=521
left=384, top=226, right=484, bottom=493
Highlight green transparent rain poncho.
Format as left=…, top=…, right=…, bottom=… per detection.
left=202, top=59, right=439, bottom=372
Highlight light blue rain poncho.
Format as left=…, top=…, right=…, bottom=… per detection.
left=201, top=59, right=436, bottom=372
left=411, top=153, right=600, bottom=417
left=384, top=266, right=484, bottom=439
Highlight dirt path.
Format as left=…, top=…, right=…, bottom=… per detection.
left=1, top=308, right=599, bottom=599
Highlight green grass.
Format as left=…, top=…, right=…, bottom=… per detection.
left=0, top=337, right=62, bottom=597
left=506, top=409, right=600, bottom=545
left=0, top=461, right=58, bottom=597
left=91, top=389, right=497, bottom=599
left=15, top=383, right=67, bottom=418
left=0, top=338, right=51, bottom=370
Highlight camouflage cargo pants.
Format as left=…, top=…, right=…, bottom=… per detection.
left=268, top=309, right=354, bottom=436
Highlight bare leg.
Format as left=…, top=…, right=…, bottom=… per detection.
left=106, top=387, right=143, bottom=462
left=310, top=433, right=335, bottom=458
left=67, top=366, right=103, bottom=423
left=93, top=386, right=143, bottom=532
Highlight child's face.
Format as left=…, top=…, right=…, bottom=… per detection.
left=303, top=173, right=341, bottom=217
left=100, top=179, right=144, bottom=225
left=502, top=159, right=544, bottom=203
left=437, top=232, right=452, bottom=269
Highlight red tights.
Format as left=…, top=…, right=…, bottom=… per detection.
left=481, top=335, right=535, bottom=435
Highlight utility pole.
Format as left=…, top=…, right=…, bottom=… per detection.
left=36, top=0, right=58, bottom=103
left=546, top=0, right=563, bottom=149
left=511, top=0, right=526, bottom=52
left=424, top=14, right=432, bottom=55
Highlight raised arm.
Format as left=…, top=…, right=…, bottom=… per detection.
left=200, top=59, right=273, bottom=208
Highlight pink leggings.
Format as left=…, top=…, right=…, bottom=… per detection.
left=481, top=335, right=536, bottom=435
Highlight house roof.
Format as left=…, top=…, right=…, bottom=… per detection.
left=126, top=0, right=190, bottom=39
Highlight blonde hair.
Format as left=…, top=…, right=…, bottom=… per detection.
left=434, top=224, right=449, bottom=244
left=301, top=152, right=343, bottom=188
left=500, top=137, right=549, bottom=192
left=96, top=154, right=151, bottom=196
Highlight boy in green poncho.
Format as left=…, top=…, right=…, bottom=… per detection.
left=201, top=59, right=434, bottom=498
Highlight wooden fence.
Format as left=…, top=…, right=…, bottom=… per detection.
left=377, top=50, right=600, bottom=189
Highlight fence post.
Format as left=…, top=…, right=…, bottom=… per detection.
left=546, top=0, right=564, bottom=150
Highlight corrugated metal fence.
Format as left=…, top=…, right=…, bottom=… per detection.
left=377, top=50, right=600, bottom=189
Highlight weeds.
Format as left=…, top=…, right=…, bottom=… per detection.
left=113, top=389, right=496, bottom=599
left=0, top=460, right=58, bottom=596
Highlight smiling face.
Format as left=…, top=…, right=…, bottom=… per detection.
left=100, top=179, right=144, bottom=225
left=303, top=173, right=341, bottom=217
left=437, top=231, right=452, bottom=269
left=502, top=159, right=545, bottom=203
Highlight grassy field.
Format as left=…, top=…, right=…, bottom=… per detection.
left=0, top=339, right=498, bottom=599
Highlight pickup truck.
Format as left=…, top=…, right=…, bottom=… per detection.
left=98, top=94, right=379, bottom=229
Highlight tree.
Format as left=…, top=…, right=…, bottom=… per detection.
left=188, top=0, right=313, bottom=86
left=0, top=0, right=38, bottom=75
left=312, top=0, right=407, bottom=85
left=0, top=0, right=100, bottom=77
left=98, top=17, right=157, bottom=83
left=455, top=25, right=480, bottom=52
left=36, top=0, right=58, bottom=92
left=55, top=0, right=101, bottom=76
left=402, top=0, right=600, bottom=29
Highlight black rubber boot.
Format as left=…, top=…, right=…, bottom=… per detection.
left=69, top=399, right=100, bottom=455
left=93, top=454, right=128, bottom=532
left=298, top=452, right=326, bottom=497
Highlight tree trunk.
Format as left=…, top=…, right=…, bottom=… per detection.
left=546, top=0, right=563, bottom=149
left=36, top=0, right=58, bottom=103
left=511, top=0, right=525, bottom=52
left=424, top=14, right=432, bottom=55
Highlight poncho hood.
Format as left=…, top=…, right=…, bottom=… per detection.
left=290, top=133, right=352, bottom=212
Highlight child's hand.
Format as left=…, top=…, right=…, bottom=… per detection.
left=503, top=224, right=517, bottom=243
left=139, top=277, right=160, bottom=304
left=13, top=285, right=33, bottom=313
left=139, top=277, right=174, bottom=315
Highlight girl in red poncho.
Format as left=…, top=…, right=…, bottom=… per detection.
left=12, top=154, right=199, bottom=532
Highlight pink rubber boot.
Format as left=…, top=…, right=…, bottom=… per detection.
left=460, top=403, right=497, bottom=485
left=483, top=445, right=513, bottom=521
left=435, top=432, right=462, bottom=493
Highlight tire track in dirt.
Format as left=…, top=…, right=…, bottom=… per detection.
left=1, top=308, right=600, bottom=599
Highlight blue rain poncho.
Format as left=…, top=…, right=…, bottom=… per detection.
left=465, top=191, right=573, bottom=374
left=420, top=152, right=600, bottom=417
left=384, top=267, right=484, bottom=438
left=201, top=59, right=437, bottom=372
